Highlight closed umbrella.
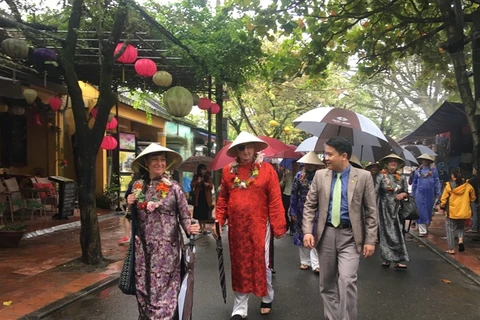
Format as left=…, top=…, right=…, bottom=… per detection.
left=178, top=234, right=196, bottom=320
left=215, top=221, right=227, bottom=303
left=293, top=107, right=387, bottom=146
left=178, top=156, right=214, bottom=172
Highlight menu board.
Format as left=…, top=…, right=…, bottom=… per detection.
left=49, top=176, right=76, bottom=219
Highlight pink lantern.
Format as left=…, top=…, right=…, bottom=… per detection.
left=100, top=135, right=118, bottom=150
left=48, top=96, right=62, bottom=112
left=114, top=43, right=138, bottom=64
left=106, top=116, right=118, bottom=130
left=198, top=98, right=212, bottom=110
left=134, top=59, right=157, bottom=77
left=90, top=107, right=98, bottom=119
left=211, top=103, right=220, bottom=114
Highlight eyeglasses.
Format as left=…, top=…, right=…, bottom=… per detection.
left=237, top=144, right=246, bottom=151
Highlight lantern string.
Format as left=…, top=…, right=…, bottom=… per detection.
left=122, top=65, right=125, bottom=83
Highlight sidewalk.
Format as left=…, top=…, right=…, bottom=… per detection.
left=410, top=212, right=480, bottom=282
left=0, top=213, right=127, bottom=320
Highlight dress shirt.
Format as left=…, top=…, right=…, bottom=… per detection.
left=327, top=165, right=351, bottom=223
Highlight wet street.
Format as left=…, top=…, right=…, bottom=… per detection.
left=46, top=233, right=480, bottom=320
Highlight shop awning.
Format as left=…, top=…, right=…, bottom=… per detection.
left=399, top=101, right=467, bottom=143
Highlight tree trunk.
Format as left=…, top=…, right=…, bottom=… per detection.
left=437, top=0, right=480, bottom=171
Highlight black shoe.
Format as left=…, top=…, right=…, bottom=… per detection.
left=230, top=315, right=246, bottom=320
left=459, top=243, right=465, bottom=252
left=260, top=302, right=272, bottom=315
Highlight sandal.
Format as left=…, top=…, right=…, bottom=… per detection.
left=382, top=261, right=390, bottom=267
left=300, top=264, right=309, bottom=270
left=314, top=267, right=320, bottom=273
left=260, top=302, right=272, bottom=315
left=394, top=263, right=408, bottom=269
left=446, top=250, right=455, bottom=255
left=458, top=243, right=465, bottom=252
left=230, top=315, right=246, bottom=320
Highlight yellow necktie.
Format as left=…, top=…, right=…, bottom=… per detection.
left=331, top=172, right=341, bottom=227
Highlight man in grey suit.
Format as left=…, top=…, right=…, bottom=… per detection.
left=303, top=137, right=378, bottom=320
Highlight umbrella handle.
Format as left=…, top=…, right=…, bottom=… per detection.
left=215, top=220, right=221, bottom=238
left=189, top=220, right=197, bottom=249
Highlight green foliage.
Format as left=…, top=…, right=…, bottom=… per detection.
left=0, top=224, right=27, bottom=232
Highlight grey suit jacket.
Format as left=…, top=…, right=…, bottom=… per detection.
left=302, top=167, right=378, bottom=253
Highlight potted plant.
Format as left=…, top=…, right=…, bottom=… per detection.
left=0, top=224, right=28, bottom=248
left=103, top=178, right=121, bottom=210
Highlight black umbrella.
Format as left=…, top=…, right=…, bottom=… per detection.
left=215, top=221, right=227, bottom=303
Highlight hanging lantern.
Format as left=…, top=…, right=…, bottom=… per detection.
left=106, top=116, right=118, bottom=130
left=284, top=126, right=291, bottom=134
left=269, top=120, right=279, bottom=127
left=100, top=135, right=118, bottom=150
left=1, top=38, right=29, bottom=60
left=198, top=98, right=212, bottom=110
left=210, top=103, right=220, bottom=114
left=48, top=96, right=63, bottom=112
left=32, top=113, right=42, bottom=126
left=9, top=105, right=25, bottom=116
left=90, top=106, right=98, bottom=119
left=163, top=86, right=193, bottom=117
left=152, top=71, right=173, bottom=87
left=0, top=101, right=8, bottom=113
left=192, top=93, right=200, bottom=106
left=32, top=48, right=57, bottom=63
left=23, top=89, right=38, bottom=104
left=114, top=43, right=138, bottom=64
left=134, top=59, right=157, bottom=77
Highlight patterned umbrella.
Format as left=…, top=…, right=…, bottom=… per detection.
left=215, top=221, right=227, bottom=303
left=404, top=145, right=437, bottom=158
left=178, top=235, right=196, bottom=320
left=178, top=156, right=214, bottom=172
left=293, top=107, right=387, bottom=146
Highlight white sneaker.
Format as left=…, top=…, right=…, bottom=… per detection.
left=466, top=229, right=478, bottom=233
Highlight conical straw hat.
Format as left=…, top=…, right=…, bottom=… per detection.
left=297, top=151, right=324, bottom=166
left=417, top=153, right=435, bottom=162
left=226, top=131, right=268, bottom=157
left=131, top=143, right=183, bottom=173
left=364, top=162, right=380, bottom=170
left=379, top=153, right=406, bottom=168
left=349, top=154, right=363, bottom=169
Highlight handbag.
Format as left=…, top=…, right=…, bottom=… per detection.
left=118, top=206, right=137, bottom=295
left=398, top=197, right=420, bottom=221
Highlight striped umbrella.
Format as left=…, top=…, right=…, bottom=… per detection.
left=215, top=221, right=227, bottom=303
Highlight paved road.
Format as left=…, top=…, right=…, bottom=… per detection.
left=46, top=233, right=480, bottom=320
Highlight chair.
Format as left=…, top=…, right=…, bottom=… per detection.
left=31, top=176, right=58, bottom=216
left=0, top=181, right=7, bottom=224
left=1, top=177, right=25, bottom=222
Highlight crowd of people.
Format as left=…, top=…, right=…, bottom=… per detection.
left=118, top=132, right=478, bottom=320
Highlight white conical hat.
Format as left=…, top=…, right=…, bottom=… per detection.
left=417, top=153, right=435, bottom=162
left=379, top=153, right=406, bottom=168
left=297, top=151, right=324, bottom=166
left=131, top=143, right=183, bottom=173
left=349, top=154, right=363, bottom=169
left=226, top=131, right=268, bottom=157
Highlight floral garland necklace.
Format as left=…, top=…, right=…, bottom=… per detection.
left=417, top=164, right=434, bottom=178
left=299, top=170, right=315, bottom=187
left=381, top=169, right=401, bottom=192
left=132, top=173, right=172, bottom=212
left=229, top=152, right=264, bottom=189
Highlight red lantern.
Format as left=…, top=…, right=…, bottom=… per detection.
left=198, top=98, right=212, bottom=110
left=134, top=59, right=157, bottom=77
left=211, top=103, right=220, bottom=114
left=48, top=96, right=62, bottom=112
left=90, top=107, right=98, bottom=119
left=114, top=43, right=138, bottom=64
left=101, top=135, right=118, bottom=150
left=106, top=116, right=118, bottom=130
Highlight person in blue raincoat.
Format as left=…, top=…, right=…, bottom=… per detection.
left=412, top=153, right=441, bottom=236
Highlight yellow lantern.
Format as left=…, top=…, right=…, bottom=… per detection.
left=9, top=105, right=25, bottom=115
left=0, top=101, right=8, bottom=113
left=269, top=120, right=279, bottom=127
left=152, top=71, right=173, bottom=87
left=284, top=126, right=291, bottom=134
left=23, top=88, right=38, bottom=104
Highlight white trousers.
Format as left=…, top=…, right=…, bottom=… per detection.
left=418, top=223, right=428, bottom=235
left=299, top=246, right=319, bottom=270
left=232, top=223, right=274, bottom=318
